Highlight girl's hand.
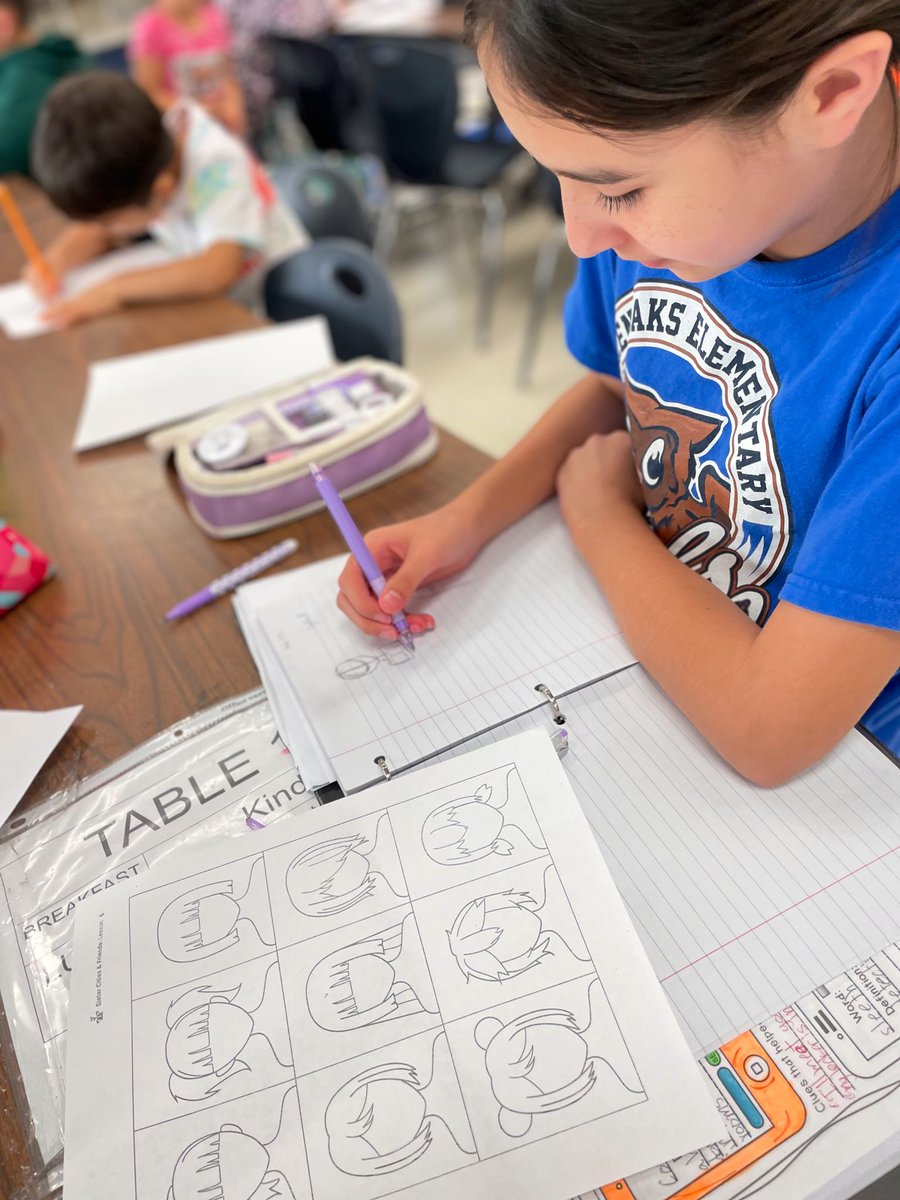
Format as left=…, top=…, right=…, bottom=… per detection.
left=557, top=430, right=645, bottom=553
left=336, top=504, right=484, bottom=639
left=42, top=280, right=122, bottom=328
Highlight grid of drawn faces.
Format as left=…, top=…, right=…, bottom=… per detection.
left=127, top=762, right=648, bottom=1200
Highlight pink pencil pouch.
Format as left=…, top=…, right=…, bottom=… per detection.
left=0, top=521, right=53, bottom=616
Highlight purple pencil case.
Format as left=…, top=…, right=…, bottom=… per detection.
left=147, top=358, right=439, bottom=539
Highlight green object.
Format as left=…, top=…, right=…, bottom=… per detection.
left=705, top=1050, right=722, bottom=1066
left=0, top=35, right=91, bottom=177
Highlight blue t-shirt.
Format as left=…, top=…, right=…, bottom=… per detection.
left=565, top=190, right=900, bottom=756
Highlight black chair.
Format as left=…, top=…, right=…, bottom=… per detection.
left=266, top=35, right=371, bottom=154
left=265, top=238, right=404, bottom=364
left=354, top=39, right=523, bottom=345
left=274, top=161, right=374, bottom=247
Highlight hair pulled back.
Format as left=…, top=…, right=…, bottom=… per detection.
left=465, top=0, right=900, bottom=131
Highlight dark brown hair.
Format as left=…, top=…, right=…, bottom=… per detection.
left=32, top=72, right=175, bottom=220
left=465, top=0, right=900, bottom=131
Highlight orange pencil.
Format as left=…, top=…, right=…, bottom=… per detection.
left=0, top=182, right=59, bottom=296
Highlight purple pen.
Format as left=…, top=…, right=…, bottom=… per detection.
left=165, top=538, right=300, bottom=620
left=310, top=462, right=415, bottom=652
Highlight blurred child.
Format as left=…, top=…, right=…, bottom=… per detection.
left=217, top=0, right=338, bottom=140
left=129, top=0, right=246, bottom=136
left=28, top=71, right=307, bottom=325
left=0, top=0, right=88, bottom=177
left=336, top=0, right=900, bottom=784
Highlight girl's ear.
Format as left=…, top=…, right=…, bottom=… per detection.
left=786, top=30, right=894, bottom=150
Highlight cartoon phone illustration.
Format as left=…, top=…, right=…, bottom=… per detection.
left=599, top=1031, right=807, bottom=1199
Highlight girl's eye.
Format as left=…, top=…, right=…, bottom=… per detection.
left=596, top=188, right=642, bottom=213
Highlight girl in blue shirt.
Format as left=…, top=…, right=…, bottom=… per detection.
left=337, top=0, right=900, bottom=785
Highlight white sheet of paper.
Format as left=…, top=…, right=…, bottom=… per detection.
left=64, top=731, right=722, bottom=1200
left=236, top=502, right=637, bottom=792
left=73, top=316, right=334, bottom=451
left=233, top=572, right=334, bottom=789
left=0, top=706, right=81, bottom=828
left=0, top=243, right=175, bottom=339
left=429, top=667, right=900, bottom=1056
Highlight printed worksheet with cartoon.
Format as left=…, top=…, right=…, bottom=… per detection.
left=584, top=939, right=900, bottom=1200
left=63, top=732, right=723, bottom=1200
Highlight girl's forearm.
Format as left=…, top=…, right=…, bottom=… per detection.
left=452, top=372, right=625, bottom=540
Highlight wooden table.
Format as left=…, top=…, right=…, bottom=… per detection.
left=0, top=178, right=491, bottom=1198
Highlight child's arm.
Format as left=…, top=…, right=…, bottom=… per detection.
left=556, top=431, right=900, bottom=786
left=41, top=242, right=246, bottom=326
left=23, top=223, right=115, bottom=299
left=130, top=54, right=176, bottom=112
left=336, top=371, right=626, bottom=635
left=204, top=73, right=247, bottom=137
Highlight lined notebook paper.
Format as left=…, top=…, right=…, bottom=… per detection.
left=240, top=502, right=637, bottom=791
left=431, top=668, right=900, bottom=1053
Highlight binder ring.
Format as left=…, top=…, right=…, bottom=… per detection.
left=374, top=755, right=392, bottom=781
left=534, top=683, right=566, bottom=725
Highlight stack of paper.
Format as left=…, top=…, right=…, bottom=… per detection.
left=233, top=501, right=638, bottom=792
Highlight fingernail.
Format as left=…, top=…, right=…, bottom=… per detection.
left=373, top=611, right=392, bottom=624
left=381, top=590, right=403, bottom=613
left=378, top=629, right=398, bottom=641
left=410, top=616, right=435, bottom=634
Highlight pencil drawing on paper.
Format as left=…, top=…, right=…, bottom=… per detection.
left=286, top=812, right=407, bottom=917
left=157, top=856, right=274, bottom=963
left=336, top=639, right=415, bottom=680
left=166, top=1084, right=299, bottom=1199
left=474, top=979, right=644, bottom=1138
left=166, top=960, right=291, bottom=1102
left=306, top=910, right=438, bottom=1031
left=447, top=864, right=590, bottom=984
left=421, top=769, right=546, bottom=867
left=324, top=1033, right=476, bottom=1177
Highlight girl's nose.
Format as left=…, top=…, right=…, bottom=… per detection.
left=561, top=184, right=623, bottom=259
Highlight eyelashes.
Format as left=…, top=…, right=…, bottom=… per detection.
left=596, top=188, right=642, bottom=213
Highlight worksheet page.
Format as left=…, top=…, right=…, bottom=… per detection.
left=64, top=732, right=722, bottom=1200
left=241, top=502, right=637, bottom=792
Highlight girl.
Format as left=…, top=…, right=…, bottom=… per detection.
left=337, top=0, right=900, bottom=786
left=129, top=0, right=246, bottom=135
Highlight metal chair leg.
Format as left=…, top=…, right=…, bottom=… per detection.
left=475, top=187, right=506, bottom=347
left=516, top=219, right=568, bottom=387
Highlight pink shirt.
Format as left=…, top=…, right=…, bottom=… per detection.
left=129, top=4, right=232, bottom=96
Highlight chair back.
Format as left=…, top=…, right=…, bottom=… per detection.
left=278, top=162, right=374, bottom=246
left=265, top=238, right=404, bottom=364
left=355, top=41, right=458, bottom=183
left=267, top=35, right=356, bottom=152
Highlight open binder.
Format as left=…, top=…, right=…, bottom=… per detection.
left=234, top=500, right=900, bottom=1054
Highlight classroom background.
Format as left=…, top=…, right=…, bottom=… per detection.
left=27, top=0, right=581, bottom=458
left=2, top=4, right=899, bottom=1200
